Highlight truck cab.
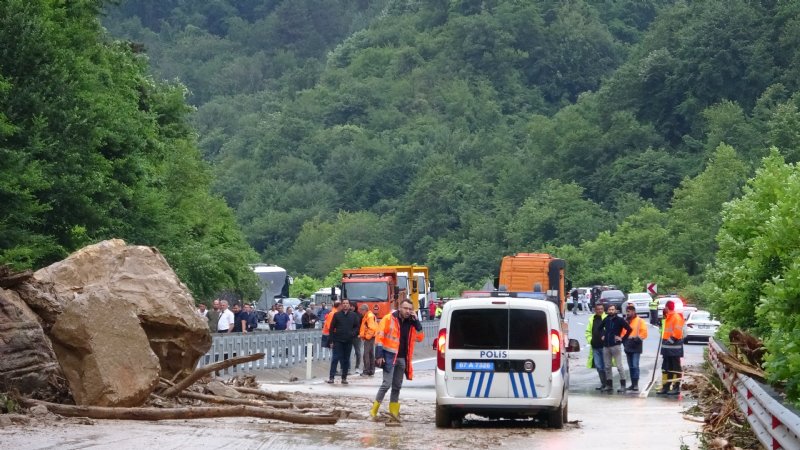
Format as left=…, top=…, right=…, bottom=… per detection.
left=341, top=269, right=404, bottom=319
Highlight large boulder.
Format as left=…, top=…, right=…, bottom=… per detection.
left=0, top=287, right=64, bottom=399
left=34, top=239, right=212, bottom=381
left=49, top=290, right=160, bottom=406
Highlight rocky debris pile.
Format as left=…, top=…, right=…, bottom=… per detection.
left=1, top=239, right=341, bottom=426
left=1, top=239, right=208, bottom=405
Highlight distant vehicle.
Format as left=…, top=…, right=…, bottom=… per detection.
left=495, top=253, right=568, bottom=316
left=312, top=287, right=340, bottom=305
left=434, top=294, right=579, bottom=429
left=657, top=296, right=684, bottom=319
left=341, top=267, right=405, bottom=319
left=277, top=297, right=305, bottom=310
left=251, top=264, right=291, bottom=310
left=682, top=310, right=721, bottom=343
left=598, top=290, right=625, bottom=311
left=622, top=292, right=653, bottom=317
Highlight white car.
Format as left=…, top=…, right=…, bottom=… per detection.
left=683, top=310, right=721, bottom=342
left=622, top=292, right=653, bottom=317
left=434, top=293, right=579, bottom=429
left=657, top=297, right=684, bottom=319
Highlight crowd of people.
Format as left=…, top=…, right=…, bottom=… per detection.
left=196, top=299, right=330, bottom=333
left=585, top=299, right=685, bottom=395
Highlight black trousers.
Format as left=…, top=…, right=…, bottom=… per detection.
left=330, top=340, right=353, bottom=380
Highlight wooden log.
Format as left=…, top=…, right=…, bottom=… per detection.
left=232, top=386, right=290, bottom=401
left=161, top=353, right=265, bottom=397
left=20, top=399, right=338, bottom=425
left=177, top=391, right=298, bottom=409
left=717, top=351, right=767, bottom=382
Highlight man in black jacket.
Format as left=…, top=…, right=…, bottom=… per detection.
left=326, top=299, right=360, bottom=385
left=600, top=304, right=632, bottom=392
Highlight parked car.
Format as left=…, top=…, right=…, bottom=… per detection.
left=657, top=297, right=684, bottom=319
left=682, top=310, right=721, bottom=343
left=622, top=292, right=653, bottom=317
left=254, top=309, right=268, bottom=323
left=598, top=289, right=626, bottom=311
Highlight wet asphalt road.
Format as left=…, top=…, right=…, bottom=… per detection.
left=1, top=311, right=706, bottom=449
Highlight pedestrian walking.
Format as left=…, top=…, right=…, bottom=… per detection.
left=656, top=300, right=685, bottom=396
left=623, top=304, right=648, bottom=391
left=359, top=304, right=378, bottom=376
left=326, top=299, right=360, bottom=384
left=571, top=288, right=580, bottom=315
left=585, top=303, right=607, bottom=390
left=369, top=299, right=424, bottom=421
left=599, top=304, right=632, bottom=392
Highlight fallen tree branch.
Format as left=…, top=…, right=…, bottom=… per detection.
left=176, top=391, right=312, bottom=409
left=716, top=351, right=766, bottom=382
left=161, top=353, right=265, bottom=397
left=233, top=386, right=290, bottom=401
left=20, top=399, right=338, bottom=425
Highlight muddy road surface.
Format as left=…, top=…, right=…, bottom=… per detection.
left=1, top=313, right=703, bottom=449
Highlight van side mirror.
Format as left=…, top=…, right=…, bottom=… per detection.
left=493, top=277, right=500, bottom=289
left=429, top=279, right=435, bottom=291
left=567, top=339, right=580, bottom=353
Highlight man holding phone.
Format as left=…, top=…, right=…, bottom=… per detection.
left=369, top=299, right=424, bottom=421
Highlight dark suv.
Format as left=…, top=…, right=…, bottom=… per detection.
left=598, top=289, right=625, bottom=311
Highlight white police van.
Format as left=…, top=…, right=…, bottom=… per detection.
left=434, top=293, right=579, bottom=428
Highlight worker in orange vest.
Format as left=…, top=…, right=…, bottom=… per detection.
left=358, top=303, right=379, bottom=376
left=623, top=304, right=649, bottom=392
left=369, top=299, right=424, bottom=421
left=321, top=300, right=340, bottom=347
left=657, top=300, right=685, bottom=395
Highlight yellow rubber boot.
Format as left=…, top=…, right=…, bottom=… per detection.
left=369, top=401, right=380, bottom=419
left=389, top=402, right=400, bottom=421
left=661, top=372, right=668, bottom=388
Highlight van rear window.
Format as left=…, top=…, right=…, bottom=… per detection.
left=449, top=309, right=548, bottom=350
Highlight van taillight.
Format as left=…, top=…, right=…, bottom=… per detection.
left=437, top=328, right=447, bottom=371
left=551, top=329, right=561, bottom=372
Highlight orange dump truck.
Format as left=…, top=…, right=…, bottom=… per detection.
left=496, top=253, right=568, bottom=316
left=341, top=268, right=406, bottom=319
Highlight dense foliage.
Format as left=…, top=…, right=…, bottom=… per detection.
left=0, top=0, right=258, bottom=301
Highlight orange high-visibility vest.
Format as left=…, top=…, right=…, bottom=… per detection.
left=359, top=311, right=378, bottom=340
left=662, top=311, right=684, bottom=340
left=629, top=316, right=649, bottom=340
left=322, top=306, right=339, bottom=336
left=376, top=313, right=424, bottom=379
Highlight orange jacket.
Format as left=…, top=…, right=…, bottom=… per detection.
left=322, top=306, right=339, bottom=336
left=661, top=311, right=684, bottom=340
left=376, top=312, right=424, bottom=379
left=629, top=316, right=649, bottom=340
left=359, top=311, right=378, bottom=340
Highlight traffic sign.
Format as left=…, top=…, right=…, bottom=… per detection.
left=647, top=283, right=657, bottom=296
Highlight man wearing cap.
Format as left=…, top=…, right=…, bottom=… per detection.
left=657, top=300, right=685, bottom=395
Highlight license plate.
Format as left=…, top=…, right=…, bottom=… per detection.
left=698, top=325, right=709, bottom=329
left=454, top=361, right=495, bottom=371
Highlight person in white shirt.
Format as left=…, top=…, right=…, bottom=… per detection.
left=293, top=306, right=304, bottom=326
left=268, top=305, right=278, bottom=330
left=217, top=300, right=235, bottom=333
left=197, top=304, right=208, bottom=317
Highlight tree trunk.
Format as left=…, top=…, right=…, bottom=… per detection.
left=233, top=386, right=290, bottom=401
left=21, top=399, right=338, bottom=425
left=177, top=391, right=313, bottom=409
left=161, top=353, right=265, bottom=397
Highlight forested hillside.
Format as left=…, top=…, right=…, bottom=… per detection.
left=0, top=0, right=258, bottom=301
left=103, top=0, right=800, bottom=298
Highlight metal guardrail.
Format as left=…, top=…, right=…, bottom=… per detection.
left=199, top=319, right=440, bottom=375
left=708, top=337, right=800, bottom=450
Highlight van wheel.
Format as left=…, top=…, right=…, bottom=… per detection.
left=548, top=402, right=566, bottom=429
left=435, top=405, right=452, bottom=428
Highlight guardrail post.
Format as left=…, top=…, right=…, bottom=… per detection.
left=306, top=342, right=313, bottom=380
